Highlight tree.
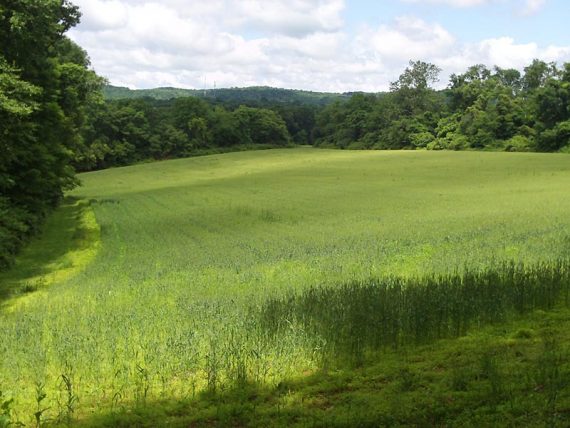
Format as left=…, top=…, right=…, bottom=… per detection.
left=390, top=60, right=441, bottom=92
left=233, top=106, right=291, bottom=146
left=0, top=0, right=102, bottom=268
left=522, top=59, right=558, bottom=92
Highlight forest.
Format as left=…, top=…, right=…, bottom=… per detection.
left=1, top=0, right=570, bottom=270
left=83, top=59, right=570, bottom=173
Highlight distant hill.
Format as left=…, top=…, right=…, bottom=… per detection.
left=103, top=85, right=350, bottom=106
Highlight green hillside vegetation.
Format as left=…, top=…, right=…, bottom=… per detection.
left=313, top=60, right=570, bottom=152
left=103, top=85, right=348, bottom=106
left=0, top=1, right=103, bottom=270
left=77, top=60, right=570, bottom=180
left=1, top=149, right=569, bottom=426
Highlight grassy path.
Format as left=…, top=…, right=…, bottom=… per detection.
left=0, top=198, right=100, bottom=310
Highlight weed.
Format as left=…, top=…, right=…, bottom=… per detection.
left=535, top=335, right=568, bottom=421
left=258, top=261, right=570, bottom=363
left=33, top=382, right=49, bottom=428
left=58, top=363, right=78, bottom=426
left=397, top=367, right=418, bottom=392
left=134, top=365, right=150, bottom=406
left=449, top=366, right=471, bottom=392
left=0, top=390, right=21, bottom=428
left=479, top=352, right=503, bottom=405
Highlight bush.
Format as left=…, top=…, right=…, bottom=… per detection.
left=347, top=140, right=370, bottom=150
left=503, top=135, right=536, bottom=152
left=428, top=133, right=468, bottom=150
left=410, top=131, right=435, bottom=148
left=0, top=198, right=34, bottom=270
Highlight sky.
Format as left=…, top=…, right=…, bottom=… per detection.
left=68, top=0, right=570, bottom=92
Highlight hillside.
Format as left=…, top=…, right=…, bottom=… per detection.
left=102, top=84, right=351, bottom=105
left=1, top=149, right=569, bottom=426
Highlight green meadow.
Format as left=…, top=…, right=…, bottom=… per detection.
left=1, top=148, right=570, bottom=426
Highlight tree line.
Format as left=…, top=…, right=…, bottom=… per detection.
left=103, top=84, right=347, bottom=105
left=0, top=0, right=103, bottom=269
left=80, top=58, right=570, bottom=174
left=74, top=97, right=309, bottom=171
left=313, top=60, right=570, bottom=152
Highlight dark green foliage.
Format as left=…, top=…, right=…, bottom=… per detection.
left=77, top=98, right=294, bottom=170
left=96, top=58, right=570, bottom=167
left=270, top=104, right=316, bottom=144
left=103, top=85, right=348, bottom=106
left=258, top=260, right=570, bottom=364
left=313, top=59, right=570, bottom=153
left=0, top=1, right=103, bottom=269
left=313, top=62, right=446, bottom=150
left=233, top=106, right=290, bottom=146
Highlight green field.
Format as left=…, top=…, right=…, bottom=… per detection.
left=1, top=148, right=570, bottom=426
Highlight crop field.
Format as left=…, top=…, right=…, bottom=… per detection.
left=1, top=148, right=570, bottom=425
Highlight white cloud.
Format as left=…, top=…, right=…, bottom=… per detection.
left=440, top=37, right=570, bottom=72
left=68, top=0, right=568, bottom=92
left=356, top=16, right=455, bottom=64
left=519, top=0, right=546, bottom=16
left=232, top=0, right=345, bottom=36
left=76, top=0, right=128, bottom=30
left=474, top=37, right=539, bottom=66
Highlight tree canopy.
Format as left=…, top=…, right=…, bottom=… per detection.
left=312, top=59, right=570, bottom=153
left=0, top=0, right=103, bottom=268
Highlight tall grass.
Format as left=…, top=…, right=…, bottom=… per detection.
left=1, top=149, right=570, bottom=423
left=259, top=260, right=570, bottom=364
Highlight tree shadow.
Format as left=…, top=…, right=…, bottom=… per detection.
left=0, top=197, right=93, bottom=304
left=74, top=307, right=570, bottom=427
left=74, top=374, right=398, bottom=428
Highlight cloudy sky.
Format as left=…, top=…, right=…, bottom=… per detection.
left=68, top=0, right=570, bottom=92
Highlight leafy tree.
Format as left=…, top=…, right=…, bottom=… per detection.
left=448, top=65, right=492, bottom=112
left=390, top=60, right=441, bottom=92
left=522, top=59, right=558, bottom=92
left=233, top=106, right=291, bottom=146
left=390, top=60, right=442, bottom=116
left=493, top=66, right=522, bottom=94
left=272, top=104, right=317, bottom=144
left=0, top=0, right=102, bottom=268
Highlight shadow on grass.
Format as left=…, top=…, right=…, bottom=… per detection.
left=257, top=260, right=570, bottom=367
left=75, top=262, right=570, bottom=427
left=74, top=370, right=444, bottom=428
left=78, top=308, right=570, bottom=427
left=0, top=197, right=97, bottom=304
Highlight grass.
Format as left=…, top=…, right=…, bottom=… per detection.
left=1, top=148, right=570, bottom=425
left=258, top=260, right=570, bottom=365
left=0, top=197, right=100, bottom=310
left=79, top=308, right=570, bottom=427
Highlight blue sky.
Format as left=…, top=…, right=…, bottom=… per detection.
left=345, top=0, right=570, bottom=45
left=69, top=0, right=570, bottom=92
